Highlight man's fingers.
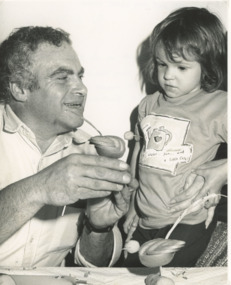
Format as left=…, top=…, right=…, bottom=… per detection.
left=120, top=186, right=133, bottom=203
left=113, top=188, right=131, bottom=213
left=78, top=165, right=131, bottom=185
left=185, top=174, right=205, bottom=198
left=109, top=179, right=138, bottom=208
left=204, top=195, right=220, bottom=209
left=113, top=191, right=126, bottom=206
left=169, top=199, right=192, bottom=213
left=128, top=178, right=139, bottom=190
left=170, top=174, right=204, bottom=204
left=205, top=206, right=215, bottom=229
left=126, top=215, right=139, bottom=241
left=77, top=188, right=111, bottom=200
left=70, top=153, right=129, bottom=171
left=76, top=177, right=129, bottom=192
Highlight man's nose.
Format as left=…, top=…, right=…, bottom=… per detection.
left=72, top=77, right=88, bottom=96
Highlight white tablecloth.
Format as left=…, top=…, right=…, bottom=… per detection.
left=0, top=266, right=228, bottom=285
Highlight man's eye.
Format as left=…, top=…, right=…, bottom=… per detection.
left=58, top=76, right=68, bottom=80
left=56, top=73, right=68, bottom=80
left=178, top=66, right=187, bottom=71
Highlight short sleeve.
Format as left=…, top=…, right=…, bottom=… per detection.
left=138, top=92, right=160, bottom=122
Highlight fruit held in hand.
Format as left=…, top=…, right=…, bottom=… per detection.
left=124, top=240, right=140, bottom=253
left=145, top=275, right=175, bottom=285
left=90, top=135, right=126, bottom=158
left=139, top=238, right=185, bottom=267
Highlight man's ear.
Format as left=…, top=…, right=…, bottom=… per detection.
left=9, top=82, right=29, bottom=102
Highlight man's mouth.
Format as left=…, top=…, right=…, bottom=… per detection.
left=64, top=102, right=83, bottom=108
left=64, top=103, right=82, bottom=108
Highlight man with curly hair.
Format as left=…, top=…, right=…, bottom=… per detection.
left=0, top=26, right=137, bottom=267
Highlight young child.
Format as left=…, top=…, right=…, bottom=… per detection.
left=123, top=7, right=227, bottom=267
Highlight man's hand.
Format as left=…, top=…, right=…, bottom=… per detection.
left=35, top=153, right=132, bottom=206
left=169, top=159, right=227, bottom=228
left=169, top=172, right=205, bottom=213
left=77, top=178, right=138, bottom=266
left=169, top=159, right=227, bottom=213
left=86, top=178, right=139, bottom=229
left=189, top=159, right=227, bottom=207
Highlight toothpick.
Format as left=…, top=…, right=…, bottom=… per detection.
left=165, top=193, right=227, bottom=239
left=83, top=118, right=102, bottom=136
left=61, top=205, right=66, bottom=217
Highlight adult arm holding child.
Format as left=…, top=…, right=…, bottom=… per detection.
left=169, top=158, right=227, bottom=227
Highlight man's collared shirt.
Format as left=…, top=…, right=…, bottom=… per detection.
left=0, top=104, right=92, bottom=266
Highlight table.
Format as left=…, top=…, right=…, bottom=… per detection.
left=0, top=266, right=228, bottom=285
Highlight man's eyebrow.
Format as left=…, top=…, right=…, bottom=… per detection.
left=49, top=67, right=73, bottom=77
left=49, top=66, right=85, bottom=77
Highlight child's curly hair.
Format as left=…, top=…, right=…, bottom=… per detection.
left=145, top=7, right=227, bottom=92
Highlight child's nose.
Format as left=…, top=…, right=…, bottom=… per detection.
left=164, top=67, right=175, bottom=80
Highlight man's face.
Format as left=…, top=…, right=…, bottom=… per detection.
left=24, top=42, right=87, bottom=137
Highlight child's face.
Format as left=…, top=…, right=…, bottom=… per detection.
left=156, top=44, right=202, bottom=99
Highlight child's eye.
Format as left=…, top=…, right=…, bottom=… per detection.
left=157, top=62, right=166, bottom=67
left=178, top=66, right=187, bottom=71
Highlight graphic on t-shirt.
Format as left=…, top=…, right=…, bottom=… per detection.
left=139, top=114, right=193, bottom=175
left=147, top=126, right=172, bottom=151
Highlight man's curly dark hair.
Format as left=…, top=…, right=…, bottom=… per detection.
left=0, top=26, right=71, bottom=103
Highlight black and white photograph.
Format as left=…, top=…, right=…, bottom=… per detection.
left=0, top=0, right=228, bottom=284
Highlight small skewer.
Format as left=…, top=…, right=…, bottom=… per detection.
left=165, top=193, right=227, bottom=239
left=62, top=118, right=103, bottom=217
left=83, top=117, right=103, bottom=136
